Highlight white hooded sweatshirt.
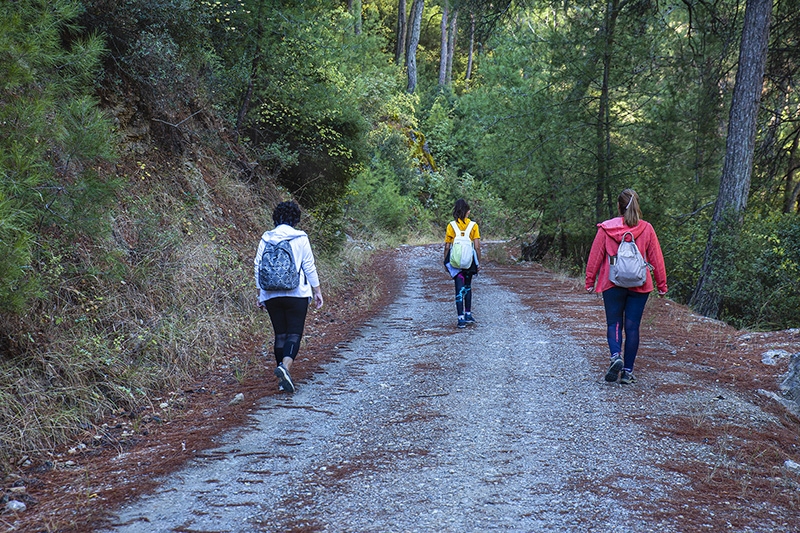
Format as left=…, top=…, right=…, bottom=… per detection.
left=254, top=224, right=320, bottom=303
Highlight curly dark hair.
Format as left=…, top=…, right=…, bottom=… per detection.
left=272, top=201, right=301, bottom=227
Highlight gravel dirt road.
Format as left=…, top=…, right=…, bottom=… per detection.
left=97, top=245, right=799, bottom=533
left=5, top=244, right=799, bottom=532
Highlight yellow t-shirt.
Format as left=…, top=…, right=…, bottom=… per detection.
left=444, top=218, right=481, bottom=243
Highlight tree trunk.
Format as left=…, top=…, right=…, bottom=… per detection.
left=235, top=2, right=265, bottom=143
left=439, top=2, right=449, bottom=86
left=352, top=0, right=362, bottom=35
left=595, top=0, right=621, bottom=221
left=783, top=133, right=800, bottom=213
left=406, top=0, right=424, bottom=93
left=689, top=0, right=773, bottom=318
left=395, top=0, right=407, bottom=65
left=465, top=12, right=475, bottom=84
left=446, top=9, right=457, bottom=86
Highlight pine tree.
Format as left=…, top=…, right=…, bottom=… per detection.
left=0, top=0, right=114, bottom=313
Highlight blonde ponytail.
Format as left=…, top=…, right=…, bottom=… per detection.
left=619, top=189, right=641, bottom=227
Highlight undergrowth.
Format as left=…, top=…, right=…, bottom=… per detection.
left=0, top=148, right=377, bottom=474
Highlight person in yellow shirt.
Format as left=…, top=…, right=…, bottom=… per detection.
left=443, top=199, right=481, bottom=328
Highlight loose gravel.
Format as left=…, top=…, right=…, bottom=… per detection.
left=101, top=246, right=780, bottom=532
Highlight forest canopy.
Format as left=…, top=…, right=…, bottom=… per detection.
left=2, top=0, right=799, bottom=328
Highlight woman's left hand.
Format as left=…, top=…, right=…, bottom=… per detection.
left=313, top=287, right=324, bottom=309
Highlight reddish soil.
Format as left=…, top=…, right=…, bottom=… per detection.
left=491, top=259, right=800, bottom=530
left=1, top=248, right=404, bottom=533
left=3, top=245, right=800, bottom=532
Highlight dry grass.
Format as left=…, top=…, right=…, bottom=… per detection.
left=0, top=147, right=374, bottom=475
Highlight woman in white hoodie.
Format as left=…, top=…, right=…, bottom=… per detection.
left=255, top=201, right=324, bottom=392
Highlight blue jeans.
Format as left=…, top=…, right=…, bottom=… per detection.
left=602, top=287, right=649, bottom=371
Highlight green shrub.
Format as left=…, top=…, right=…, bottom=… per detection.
left=658, top=216, right=711, bottom=304
left=0, top=0, right=115, bottom=313
left=721, top=214, right=800, bottom=329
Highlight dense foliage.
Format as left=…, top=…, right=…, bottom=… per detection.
left=1, top=0, right=115, bottom=312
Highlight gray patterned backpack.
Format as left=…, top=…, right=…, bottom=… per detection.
left=257, top=237, right=301, bottom=291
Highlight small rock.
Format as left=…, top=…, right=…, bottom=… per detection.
left=781, top=353, right=800, bottom=409
left=785, top=459, right=800, bottom=474
left=159, top=402, right=169, bottom=409
left=229, top=393, right=245, bottom=405
left=5, top=500, right=26, bottom=512
left=762, top=349, right=791, bottom=365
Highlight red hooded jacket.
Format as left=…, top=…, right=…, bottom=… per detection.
left=585, top=217, right=668, bottom=294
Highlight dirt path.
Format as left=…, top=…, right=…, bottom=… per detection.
left=95, top=245, right=799, bottom=532
left=5, top=244, right=799, bottom=532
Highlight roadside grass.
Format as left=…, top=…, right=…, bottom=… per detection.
left=0, top=159, right=379, bottom=475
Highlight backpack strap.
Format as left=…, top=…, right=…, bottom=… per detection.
left=451, top=220, right=475, bottom=239
left=464, top=221, right=475, bottom=239
left=261, top=233, right=305, bottom=274
left=616, top=231, right=652, bottom=268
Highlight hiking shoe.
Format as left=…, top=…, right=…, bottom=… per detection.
left=464, top=313, right=476, bottom=324
left=457, top=318, right=467, bottom=329
left=274, top=364, right=295, bottom=393
left=604, top=356, right=623, bottom=382
left=619, top=370, right=637, bottom=384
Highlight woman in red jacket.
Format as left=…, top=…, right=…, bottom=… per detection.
left=585, top=189, right=668, bottom=384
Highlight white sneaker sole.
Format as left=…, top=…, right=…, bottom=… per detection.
left=605, top=358, right=623, bottom=382
left=274, top=365, right=295, bottom=393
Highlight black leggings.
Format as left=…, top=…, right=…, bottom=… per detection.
left=264, top=297, right=309, bottom=365
left=453, top=271, right=473, bottom=316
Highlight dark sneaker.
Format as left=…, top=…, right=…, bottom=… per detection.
left=457, top=318, right=467, bottom=329
left=274, top=364, right=295, bottom=393
left=619, top=370, right=637, bottom=384
left=604, top=356, right=623, bottom=382
left=464, top=313, right=476, bottom=324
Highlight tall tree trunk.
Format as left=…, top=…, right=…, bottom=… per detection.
left=406, top=0, right=424, bottom=93
left=689, top=0, right=773, bottom=318
left=446, top=9, right=457, bottom=85
left=782, top=132, right=800, bottom=213
left=235, top=1, right=265, bottom=143
left=439, top=2, right=449, bottom=86
left=690, top=54, right=729, bottom=211
left=595, top=0, right=622, bottom=221
left=351, top=0, right=362, bottom=35
left=465, top=12, right=475, bottom=84
left=395, top=0, right=407, bottom=65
